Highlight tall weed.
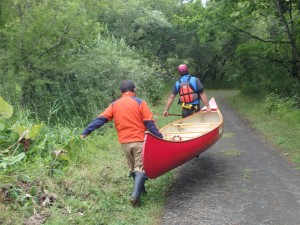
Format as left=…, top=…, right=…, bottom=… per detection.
left=0, top=94, right=174, bottom=225
left=264, top=93, right=298, bottom=119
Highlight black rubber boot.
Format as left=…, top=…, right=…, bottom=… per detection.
left=129, top=172, right=147, bottom=195
left=131, top=172, right=147, bottom=207
left=129, top=172, right=135, bottom=179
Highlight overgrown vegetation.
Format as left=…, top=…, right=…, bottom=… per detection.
left=1, top=0, right=300, bottom=118
left=0, top=95, right=175, bottom=225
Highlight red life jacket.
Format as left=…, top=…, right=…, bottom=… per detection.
left=178, top=77, right=198, bottom=103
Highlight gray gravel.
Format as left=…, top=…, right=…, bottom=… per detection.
left=159, top=97, right=300, bottom=225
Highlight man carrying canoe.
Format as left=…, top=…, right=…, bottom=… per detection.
left=80, top=80, right=163, bottom=207
left=163, top=64, right=211, bottom=117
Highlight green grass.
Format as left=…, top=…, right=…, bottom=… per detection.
left=2, top=89, right=300, bottom=225
left=0, top=89, right=175, bottom=225
left=242, top=169, right=254, bottom=181
left=0, top=129, right=174, bottom=225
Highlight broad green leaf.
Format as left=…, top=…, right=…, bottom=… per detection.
left=12, top=124, right=28, bottom=136
left=19, top=174, right=32, bottom=183
left=28, top=123, right=44, bottom=139
left=2, top=152, right=26, bottom=165
left=58, top=153, right=70, bottom=162
left=18, top=130, right=29, bottom=142
left=0, top=153, right=25, bottom=169
left=0, top=97, right=13, bottom=119
left=30, top=186, right=37, bottom=196
left=53, top=149, right=70, bottom=161
left=0, top=162, right=7, bottom=169
left=13, top=123, right=44, bottom=140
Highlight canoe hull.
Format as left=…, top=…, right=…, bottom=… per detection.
left=143, top=98, right=223, bottom=179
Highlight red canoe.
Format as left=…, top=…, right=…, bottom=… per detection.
left=143, top=98, right=224, bottom=179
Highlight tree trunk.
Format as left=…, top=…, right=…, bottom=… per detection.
left=274, top=0, right=300, bottom=78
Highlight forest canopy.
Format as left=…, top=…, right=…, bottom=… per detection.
left=0, top=0, right=300, bottom=122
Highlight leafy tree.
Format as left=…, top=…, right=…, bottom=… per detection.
left=97, top=0, right=175, bottom=61
left=0, top=0, right=100, bottom=117
left=68, top=37, right=163, bottom=120
left=0, top=0, right=163, bottom=122
left=167, top=0, right=227, bottom=83
left=200, top=0, right=300, bottom=97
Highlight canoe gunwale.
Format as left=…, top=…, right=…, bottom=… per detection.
left=152, top=108, right=223, bottom=143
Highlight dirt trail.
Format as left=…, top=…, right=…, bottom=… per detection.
left=159, top=95, right=300, bottom=225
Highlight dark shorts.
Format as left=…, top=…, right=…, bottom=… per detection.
left=182, top=104, right=200, bottom=118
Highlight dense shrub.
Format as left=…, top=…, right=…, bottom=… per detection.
left=264, top=93, right=297, bottom=118
left=69, top=38, right=164, bottom=120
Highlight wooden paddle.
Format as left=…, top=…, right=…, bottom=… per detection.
left=153, top=113, right=182, bottom=117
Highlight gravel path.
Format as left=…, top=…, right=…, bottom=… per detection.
left=159, top=96, right=300, bottom=225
